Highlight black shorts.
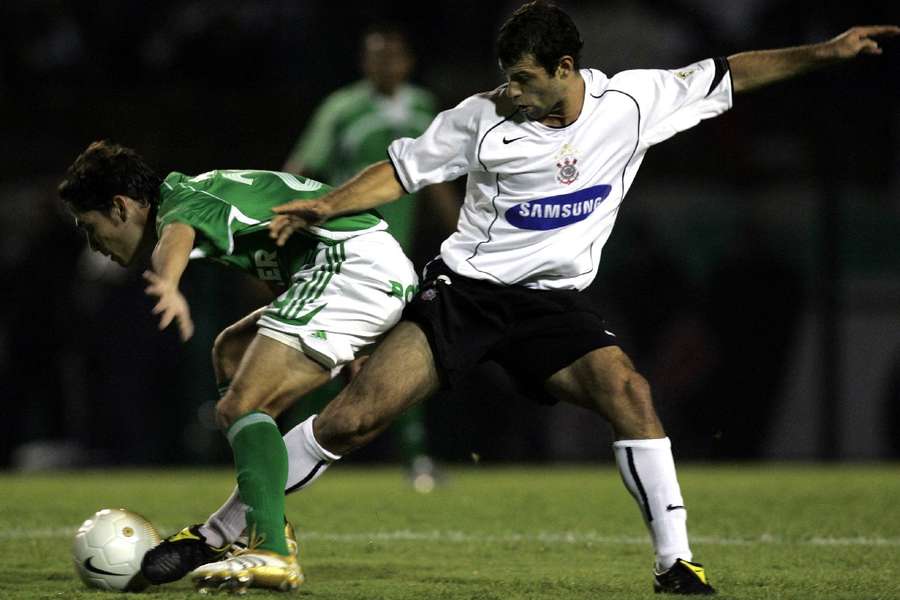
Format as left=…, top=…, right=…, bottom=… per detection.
left=402, top=259, right=618, bottom=403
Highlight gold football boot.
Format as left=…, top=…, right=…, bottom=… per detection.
left=191, top=522, right=303, bottom=594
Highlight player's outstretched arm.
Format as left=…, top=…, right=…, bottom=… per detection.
left=145, top=222, right=196, bottom=341
left=269, top=160, right=404, bottom=247
left=728, top=25, right=899, bottom=93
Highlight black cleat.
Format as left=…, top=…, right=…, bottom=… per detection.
left=653, top=559, right=716, bottom=595
left=140, top=524, right=230, bottom=585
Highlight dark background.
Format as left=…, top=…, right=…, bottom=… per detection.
left=2, top=0, right=899, bottom=469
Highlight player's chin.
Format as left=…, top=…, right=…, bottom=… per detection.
left=519, top=105, right=544, bottom=120
left=113, top=253, right=133, bottom=267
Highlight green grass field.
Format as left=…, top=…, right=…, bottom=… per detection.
left=2, top=465, right=899, bottom=599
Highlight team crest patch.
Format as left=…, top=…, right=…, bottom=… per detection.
left=555, top=143, right=580, bottom=185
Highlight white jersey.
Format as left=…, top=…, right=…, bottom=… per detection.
left=388, top=58, right=733, bottom=290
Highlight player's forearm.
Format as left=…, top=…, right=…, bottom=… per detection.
left=728, top=43, right=835, bottom=93
left=729, top=25, right=899, bottom=93
left=150, top=223, right=195, bottom=286
left=322, top=160, right=405, bottom=217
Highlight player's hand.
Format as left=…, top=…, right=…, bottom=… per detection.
left=143, top=270, right=194, bottom=342
left=269, top=199, right=332, bottom=247
left=826, top=25, right=899, bottom=59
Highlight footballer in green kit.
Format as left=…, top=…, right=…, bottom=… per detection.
left=58, top=141, right=417, bottom=593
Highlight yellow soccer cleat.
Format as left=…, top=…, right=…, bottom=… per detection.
left=284, top=520, right=299, bottom=558
left=653, top=558, right=715, bottom=595
left=191, top=549, right=303, bottom=594
left=231, top=521, right=300, bottom=559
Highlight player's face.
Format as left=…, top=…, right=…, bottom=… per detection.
left=503, top=54, right=566, bottom=121
left=362, top=33, right=413, bottom=95
left=73, top=199, right=146, bottom=266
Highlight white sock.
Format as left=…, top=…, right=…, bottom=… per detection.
left=200, top=415, right=340, bottom=547
left=613, top=437, right=692, bottom=571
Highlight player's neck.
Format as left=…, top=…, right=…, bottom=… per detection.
left=540, top=73, right=585, bottom=128
left=136, top=205, right=158, bottom=264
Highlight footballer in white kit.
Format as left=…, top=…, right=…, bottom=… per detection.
left=390, top=58, right=731, bottom=290
left=268, top=1, right=897, bottom=595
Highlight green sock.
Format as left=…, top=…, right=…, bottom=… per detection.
left=226, top=411, right=289, bottom=556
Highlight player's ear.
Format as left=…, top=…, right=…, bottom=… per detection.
left=111, top=195, right=130, bottom=222
left=557, top=55, right=575, bottom=78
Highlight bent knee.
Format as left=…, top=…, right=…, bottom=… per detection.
left=215, top=392, right=258, bottom=430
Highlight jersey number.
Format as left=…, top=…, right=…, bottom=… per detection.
left=191, top=170, right=323, bottom=192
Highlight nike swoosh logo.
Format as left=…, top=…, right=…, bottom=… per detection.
left=502, top=136, right=526, bottom=144
left=666, top=504, right=686, bottom=512
left=84, top=556, right=128, bottom=577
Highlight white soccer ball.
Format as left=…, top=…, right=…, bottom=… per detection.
left=72, top=508, right=161, bottom=592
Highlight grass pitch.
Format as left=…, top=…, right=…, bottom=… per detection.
left=1, top=465, right=899, bottom=599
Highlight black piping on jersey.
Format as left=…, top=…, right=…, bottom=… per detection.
left=465, top=84, right=642, bottom=286
left=626, top=447, right=654, bottom=523
left=707, top=57, right=731, bottom=98
left=464, top=112, right=517, bottom=285
left=285, top=460, right=327, bottom=495
left=385, top=150, right=411, bottom=194
left=725, top=57, right=735, bottom=106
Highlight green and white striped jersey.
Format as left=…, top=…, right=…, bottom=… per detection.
left=156, top=169, right=387, bottom=285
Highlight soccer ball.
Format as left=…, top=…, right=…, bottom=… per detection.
left=72, top=508, right=161, bottom=591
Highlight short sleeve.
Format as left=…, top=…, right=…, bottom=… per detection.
left=387, top=96, right=482, bottom=193
left=610, top=57, right=733, bottom=147
left=157, top=192, right=234, bottom=255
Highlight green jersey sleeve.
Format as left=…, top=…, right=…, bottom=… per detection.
left=156, top=185, right=237, bottom=255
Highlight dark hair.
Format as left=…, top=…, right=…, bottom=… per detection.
left=58, top=140, right=161, bottom=213
left=497, top=1, right=583, bottom=74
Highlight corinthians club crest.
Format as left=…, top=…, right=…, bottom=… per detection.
left=555, top=143, right=580, bottom=185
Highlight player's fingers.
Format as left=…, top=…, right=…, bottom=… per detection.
left=143, top=270, right=160, bottom=283
left=272, top=199, right=309, bottom=214
left=178, top=315, right=195, bottom=342
left=860, top=39, right=881, bottom=54
left=152, top=299, right=167, bottom=314
left=272, top=217, right=296, bottom=246
left=858, top=25, right=900, bottom=37
left=269, top=215, right=291, bottom=239
left=277, top=224, right=297, bottom=247
left=159, top=307, right=176, bottom=330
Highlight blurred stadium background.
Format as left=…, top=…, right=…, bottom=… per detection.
left=1, top=0, right=899, bottom=471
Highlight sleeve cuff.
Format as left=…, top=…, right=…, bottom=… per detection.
left=706, top=56, right=731, bottom=98
left=386, top=148, right=412, bottom=194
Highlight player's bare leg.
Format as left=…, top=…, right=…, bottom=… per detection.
left=545, top=346, right=714, bottom=594
left=188, top=333, right=329, bottom=593
left=142, top=311, right=326, bottom=586
left=314, top=321, right=441, bottom=456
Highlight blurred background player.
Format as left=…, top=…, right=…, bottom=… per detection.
left=58, top=142, right=417, bottom=592
left=283, top=22, right=459, bottom=490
